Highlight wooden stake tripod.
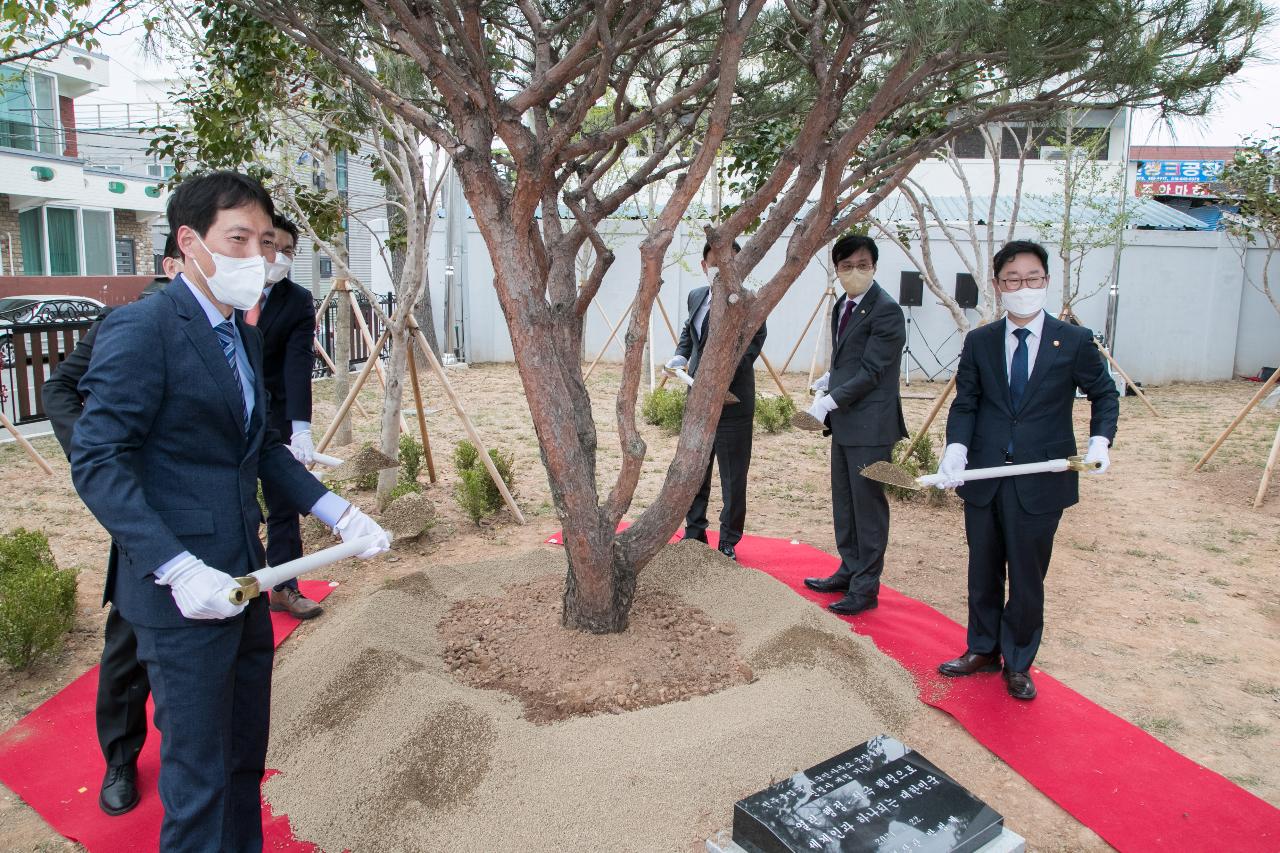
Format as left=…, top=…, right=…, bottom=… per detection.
left=1193, top=368, right=1280, bottom=507
left=0, top=411, right=54, bottom=475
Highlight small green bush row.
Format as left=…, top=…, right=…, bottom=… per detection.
left=641, top=388, right=797, bottom=434
left=0, top=529, right=77, bottom=670
left=453, top=440, right=517, bottom=524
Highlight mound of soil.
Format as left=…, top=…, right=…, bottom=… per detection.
left=439, top=574, right=753, bottom=722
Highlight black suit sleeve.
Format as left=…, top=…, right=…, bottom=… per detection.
left=42, top=319, right=102, bottom=457
left=945, top=329, right=980, bottom=449
left=674, top=290, right=700, bottom=360
left=744, top=319, right=766, bottom=361
left=1073, top=328, right=1120, bottom=444
left=281, top=289, right=316, bottom=425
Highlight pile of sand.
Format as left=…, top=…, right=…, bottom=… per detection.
left=323, top=445, right=399, bottom=483
left=265, top=541, right=919, bottom=852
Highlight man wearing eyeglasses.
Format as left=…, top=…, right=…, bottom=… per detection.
left=798, top=234, right=908, bottom=616
left=934, top=239, right=1118, bottom=700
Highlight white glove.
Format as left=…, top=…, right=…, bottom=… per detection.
left=334, top=507, right=391, bottom=558
left=289, top=429, right=315, bottom=465
left=806, top=393, right=839, bottom=422
left=810, top=372, right=830, bottom=394
left=1084, top=436, right=1110, bottom=474
left=665, top=355, right=688, bottom=371
left=934, top=444, right=968, bottom=489
left=155, top=555, right=247, bottom=620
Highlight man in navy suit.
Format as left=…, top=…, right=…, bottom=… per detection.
left=934, top=240, right=1118, bottom=700
left=666, top=241, right=766, bottom=562
left=252, top=215, right=324, bottom=619
left=71, top=171, right=390, bottom=851
left=798, top=235, right=908, bottom=616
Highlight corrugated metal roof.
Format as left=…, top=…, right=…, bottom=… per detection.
left=871, top=194, right=1209, bottom=230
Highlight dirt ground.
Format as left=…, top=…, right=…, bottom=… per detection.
left=0, top=362, right=1277, bottom=851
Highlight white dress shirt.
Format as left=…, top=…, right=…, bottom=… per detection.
left=1004, top=309, right=1046, bottom=379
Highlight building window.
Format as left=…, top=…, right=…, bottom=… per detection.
left=0, top=70, right=59, bottom=154
left=17, top=206, right=115, bottom=276
left=336, top=149, right=348, bottom=195
left=319, top=256, right=333, bottom=279
left=146, top=161, right=175, bottom=179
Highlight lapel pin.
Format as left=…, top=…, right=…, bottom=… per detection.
left=1052, top=340, right=1060, bottom=347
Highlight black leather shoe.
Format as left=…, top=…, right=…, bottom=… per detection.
left=1004, top=668, right=1037, bottom=700
left=804, top=575, right=850, bottom=593
left=828, top=594, right=878, bottom=615
left=99, top=763, right=139, bottom=816
left=717, top=544, right=737, bottom=561
left=682, top=531, right=709, bottom=545
left=937, top=651, right=1001, bottom=677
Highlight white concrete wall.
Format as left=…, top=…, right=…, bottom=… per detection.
left=1234, top=243, right=1280, bottom=378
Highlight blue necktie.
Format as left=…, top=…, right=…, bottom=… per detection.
left=214, top=320, right=249, bottom=432
left=1010, top=327, right=1030, bottom=410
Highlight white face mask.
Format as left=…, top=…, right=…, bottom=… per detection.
left=1001, top=285, right=1047, bottom=318
left=190, top=232, right=267, bottom=311
left=837, top=267, right=874, bottom=298
left=265, top=253, right=292, bottom=285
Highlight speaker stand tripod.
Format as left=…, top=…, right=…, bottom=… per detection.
left=900, top=307, right=929, bottom=386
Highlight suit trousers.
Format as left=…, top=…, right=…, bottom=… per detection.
left=830, top=442, right=894, bottom=598
left=132, top=598, right=274, bottom=853
left=95, top=604, right=150, bottom=768
left=684, top=417, right=753, bottom=547
left=963, top=477, right=1063, bottom=673
left=261, top=416, right=302, bottom=592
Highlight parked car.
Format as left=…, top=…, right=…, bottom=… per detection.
left=0, top=295, right=105, bottom=366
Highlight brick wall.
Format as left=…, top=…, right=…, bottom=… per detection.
left=112, top=210, right=154, bottom=275
left=0, top=197, right=23, bottom=276
left=58, top=96, right=78, bottom=158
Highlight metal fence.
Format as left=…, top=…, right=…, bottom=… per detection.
left=0, top=320, right=96, bottom=424
left=313, top=292, right=397, bottom=377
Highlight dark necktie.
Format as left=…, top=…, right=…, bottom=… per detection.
left=837, top=298, right=856, bottom=339
left=215, top=320, right=250, bottom=432
left=1010, top=327, right=1031, bottom=410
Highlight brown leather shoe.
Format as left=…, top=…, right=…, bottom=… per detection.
left=937, top=651, right=1001, bottom=677
left=270, top=586, right=323, bottom=619
left=1003, top=668, right=1036, bottom=700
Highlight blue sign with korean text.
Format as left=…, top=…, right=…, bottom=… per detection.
left=1134, top=160, right=1225, bottom=183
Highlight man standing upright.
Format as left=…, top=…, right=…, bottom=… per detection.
left=71, top=171, right=389, bottom=850
left=666, top=241, right=766, bottom=562
left=798, top=234, right=908, bottom=615
left=934, top=239, right=1118, bottom=700
left=251, top=214, right=324, bottom=619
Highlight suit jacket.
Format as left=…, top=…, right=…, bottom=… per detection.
left=253, top=277, right=315, bottom=430
left=70, top=277, right=328, bottom=628
left=825, top=283, right=908, bottom=446
left=675, top=285, right=766, bottom=421
left=945, top=313, right=1120, bottom=514
left=42, top=309, right=111, bottom=456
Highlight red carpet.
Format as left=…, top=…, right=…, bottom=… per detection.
left=547, top=529, right=1280, bottom=851
left=0, top=580, right=336, bottom=852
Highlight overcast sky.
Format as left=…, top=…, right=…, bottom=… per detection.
left=83, top=7, right=1279, bottom=149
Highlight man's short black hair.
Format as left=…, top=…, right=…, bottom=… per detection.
left=166, top=171, right=274, bottom=240
left=992, top=240, right=1049, bottom=277
left=702, top=240, right=742, bottom=261
left=162, top=231, right=180, bottom=260
left=272, top=214, right=300, bottom=247
left=832, top=234, right=878, bottom=266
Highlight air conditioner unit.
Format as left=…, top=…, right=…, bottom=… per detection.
left=1040, top=146, right=1067, bottom=160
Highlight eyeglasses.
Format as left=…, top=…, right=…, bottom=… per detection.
left=836, top=262, right=874, bottom=273
left=996, top=274, right=1046, bottom=290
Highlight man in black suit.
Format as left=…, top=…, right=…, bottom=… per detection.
left=665, top=241, right=766, bottom=561
left=70, top=171, right=388, bottom=849
left=798, top=235, right=908, bottom=615
left=935, top=240, right=1118, bottom=700
left=41, top=233, right=183, bottom=817
left=252, top=215, right=324, bottom=619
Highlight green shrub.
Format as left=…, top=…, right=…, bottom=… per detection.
left=0, top=529, right=77, bottom=669
left=398, top=434, right=424, bottom=485
left=641, top=387, right=685, bottom=433
left=886, top=433, right=947, bottom=505
left=389, top=479, right=422, bottom=502
left=453, top=440, right=517, bottom=524
left=754, top=394, right=796, bottom=434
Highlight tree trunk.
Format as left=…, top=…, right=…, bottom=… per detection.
left=333, top=280, right=353, bottom=446
left=414, top=283, right=442, bottom=361
left=375, top=320, right=409, bottom=509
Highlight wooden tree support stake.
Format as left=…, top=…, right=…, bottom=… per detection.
left=345, top=291, right=410, bottom=434
left=1193, top=368, right=1280, bottom=472
left=903, top=373, right=958, bottom=463
left=406, top=341, right=437, bottom=483
left=0, top=411, right=54, bottom=475
left=1095, top=341, right=1159, bottom=418
left=313, top=337, right=369, bottom=417
left=1254, top=418, right=1280, bottom=508
left=409, top=318, right=525, bottom=524
left=584, top=304, right=633, bottom=381
left=758, top=352, right=789, bottom=397
left=316, top=327, right=391, bottom=455
left=780, top=287, right=835, bottom=375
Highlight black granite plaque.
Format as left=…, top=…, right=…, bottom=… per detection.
left=732, top=735, right=1003, bottom=853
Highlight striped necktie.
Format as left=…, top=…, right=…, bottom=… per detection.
left=214, top=319, right=249, bottom=432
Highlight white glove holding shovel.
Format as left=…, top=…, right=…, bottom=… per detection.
left=156, top=555, right=246, bottom=620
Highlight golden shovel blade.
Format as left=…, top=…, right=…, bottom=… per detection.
left=859, top=460, right=923, bottom=491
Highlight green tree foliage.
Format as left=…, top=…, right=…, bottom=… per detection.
left=0, top=529, right=77, bottom=669
left=1, top=0, right=145, bottom=65
left=1221, top=133, right=1280, bottom=316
